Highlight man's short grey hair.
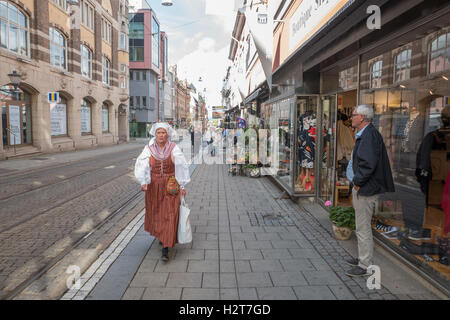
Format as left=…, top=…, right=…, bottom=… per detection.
left=355, top=104, right=374, bottom=122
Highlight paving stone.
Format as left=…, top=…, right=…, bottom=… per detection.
left=220, top=273, right=237, bottom=288
left=192, top=240, right=218, bottom=250
left=181, top=288, right=221, bottom=300
left=202, top=273, right=219, bottom=288
left=301, top=270, right=343, bottom=286
left=257, top=287, right=297, bottom=300
left=188, top=260, right=219, bottom=273
left=234, top=249, right=263, bottom=260
left=142, top=288, right=182, bottom=300
left=255, top=233, right=282, bottom=241
left=238, top=288, right=258, bottom=300
left=250, top=260, right=283, bottom=272
left=293, top=286, right=337, bottom=300
left=154, top=259, right=188, bottom=273
left=279, top=258, right=316, bottom=272
left=235, top=261, right=252, bottom=273
left=245, top=240, right=273, bottom=249
left=271, top=240, right=301, bottom=249
left=328, top=285, right=356, bottom=300
left=236, top=272, right=272, bottom=288
left=269, top=272, right=308, bottom=287
left=166, top=273, right=202, bottom=288
left=220, top=288, right=239, bottom=300
left=174, top=249, right=205, bottom=260
left=288, top=249, right=321, bottom=259
left=121, top=287, right=145, bottom=300
left=219, top=260, right=236, bottom=273
left=129, top=272, right=168, bottom=288
left=232, top=233, right=256, bottom=241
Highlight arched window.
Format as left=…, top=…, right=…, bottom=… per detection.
left=429, top=33, right=450, bottom=74
left=0, top=1, right=30, bottom=56
left=50, top=27, right=67, bottom=70
left=102, top=103, right=109, bottom=132
left=81, top=99, right=92, bottom=134
left=394, top=49, right=412, bottom=83
left=81, top=45, right=92, bottom=79
left=370, top=60, right=382, bottom=88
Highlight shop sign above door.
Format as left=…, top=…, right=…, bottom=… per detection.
left=289, top=0, right=353, bottom=52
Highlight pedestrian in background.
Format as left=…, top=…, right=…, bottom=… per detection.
left=345, top=105, right=395, bottom=276
left=134, top=123, right=190, bottom=261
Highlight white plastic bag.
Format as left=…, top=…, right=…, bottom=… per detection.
left=177, top=196, right=192, bottom=244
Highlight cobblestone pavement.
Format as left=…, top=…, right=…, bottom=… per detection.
left=109, top=164, right=441, bottom=300
left=0, top=145, right=145, bottom=299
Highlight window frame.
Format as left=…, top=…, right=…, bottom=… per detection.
left=81, top=98, right=92, bottom=135
left=102, top=17, right=112, bottom=45
left=0, top=1, right=30, bottom=57
left=51, top=0, right=70, bottom=13
left=428, top=32, right=450, bottom=75
left=102, top=56, right=111, bottom=86
left=80, top=0, right=94, bottom=31
left=370, top=60, right=383, bottom=89
left=120, top=32, right=127, bottom=51
left=49, top=27, right=68, bottom=71
left=393, top=49, right=412, bottom=83
left=80, top=44, right=93, bottom=80
left=102, top=103, right=109, bottom=133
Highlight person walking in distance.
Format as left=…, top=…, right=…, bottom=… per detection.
left=134, top=123, right=190, bottom=261
left=345, top=105, right=395, bottom=276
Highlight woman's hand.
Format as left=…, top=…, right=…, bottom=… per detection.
left=141, top=184, right=148, bottom=191
left=181, top=189, right=186, bottom=197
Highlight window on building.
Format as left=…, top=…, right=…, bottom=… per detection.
left=80, top=0, right=94, bottom=30
left=81, top=99, right=92, bottom=134
left=129, top=13, right=144, bottom=62
left=136, top=96, right=140, bottom=107
left=120, top=64, right=127, bottom=73
left=81, top=44, right=92, bottom=79
left=52, top=0, right=71, bottom=12
left=152, top=16, right=159, bottom=67
left=102, top=103, right=109, bottom=132
left=120, top=32, right=127, bottom=51
left=130, top=96, right=134, bottom=107
left=0, top=1, right=30, bottom=57
left=51, top=97, right=68, bottom=136
left=429, top=33, right=450, bottom=74
left=143, top=96, right=147, bottom=107
left=102, top=56, right=110, bottom=85
left=102, top=18, right=112, bottom=44
left=136, top=71, right=140, bottom=81
left=370, top=60, right=383, bottom=88
left=143, top=71, right=146, bottom=81
left=394, top=49, right=412, bottom=83
left=120, top=76, right=127, bottom=89
left=130, top=70, right=133, bottom=80
left=50, top=27, right=67, bottom=70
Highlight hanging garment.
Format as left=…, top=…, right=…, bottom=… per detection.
left=336, top=120, right=355, bottom=161
left=442, top=171, right=450, bottom=234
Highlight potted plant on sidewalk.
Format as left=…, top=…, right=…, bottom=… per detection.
left=325, top=201, right=355, bottom=240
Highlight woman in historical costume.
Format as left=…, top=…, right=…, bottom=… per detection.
left=134, top=123, right=190, bottom=261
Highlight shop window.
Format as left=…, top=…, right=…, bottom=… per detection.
left=394, top=49, right=412, bottom=83
left=81, top=99, right=92, bottom=134
left=0, top=1, right=30, bottom=57
left=429, top=33, right=450, bottom=74
left=50, top=28, right=67, bottom=70
left=370, top=60, right=383, bottom=88
left=81, top=45, right=92, bottom=79
left=102, top=103, right=109, bottom=132
left=338, top=66, right=357, bottom=91
left=51, top=97, right=68, bottom=136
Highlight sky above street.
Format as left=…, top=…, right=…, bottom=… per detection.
left=141, top=0, right=239, bottom=107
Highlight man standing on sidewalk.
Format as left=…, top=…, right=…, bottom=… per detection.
left=345, top=105, right=395, bottom=277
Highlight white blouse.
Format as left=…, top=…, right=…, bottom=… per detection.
left=134, top=138, right=191, bottom=188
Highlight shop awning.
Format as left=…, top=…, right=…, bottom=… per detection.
left=243, top=88, right=262, bottom=105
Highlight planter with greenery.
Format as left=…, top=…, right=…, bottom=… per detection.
left=325, top=201, right=355, bottom=240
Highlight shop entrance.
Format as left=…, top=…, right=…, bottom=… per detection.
left=333, top=89, right=357, bottom=206
left=1, top=100, right=32, bottom=147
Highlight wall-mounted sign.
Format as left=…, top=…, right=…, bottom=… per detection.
left=289, top=0, right=352, bottom=52
left=48, top=92, right=60, bottom=104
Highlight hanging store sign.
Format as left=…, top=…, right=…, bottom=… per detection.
left=9, top=105, right=21, bottom=145
left=289, top=0, right=352, bottom=52
left=51, top=103, right=67, bottom=136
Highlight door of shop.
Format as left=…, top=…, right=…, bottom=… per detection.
left=1, top=101, right=32, bottom=147
left=319, top=95, right=337, bottom=204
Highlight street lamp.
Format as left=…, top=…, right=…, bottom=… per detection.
left=162, top=0, right=173, bottom=6
left=8, top=70, right=22, bottom=92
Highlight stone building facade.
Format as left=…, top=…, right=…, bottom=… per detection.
left=0, top=0, right=130, bottom=159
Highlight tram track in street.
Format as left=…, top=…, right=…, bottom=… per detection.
left=3, top=189, right=144, bottom=300
left=0, top=148, right=142, bottom=202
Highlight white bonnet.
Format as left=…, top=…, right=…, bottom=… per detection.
left=149, top=122, right=176, bottom=139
